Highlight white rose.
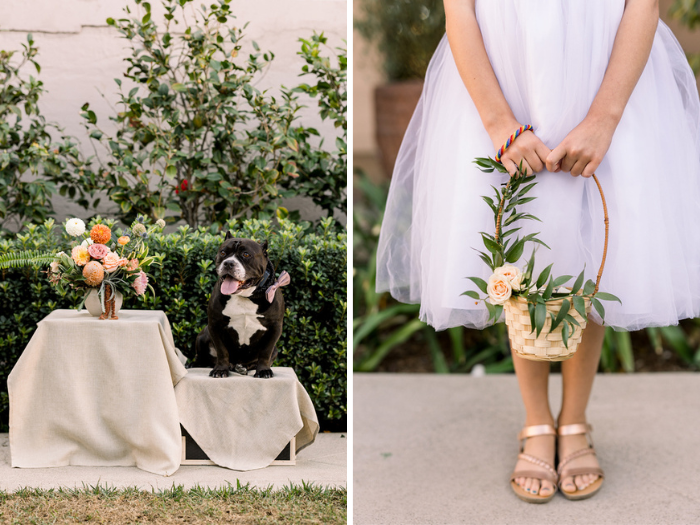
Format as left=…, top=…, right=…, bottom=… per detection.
left=495, top=265, right=523, bottom=292
left=49, top=261, right=60, bottom=273
left=65, top=218, right=85, bottom=237
left=81, top=238, right=94, bottom=247
left=487, top=274, right=512, bottom=305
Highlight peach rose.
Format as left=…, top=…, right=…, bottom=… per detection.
left=102, top=252, right=120, bottom=273
left=126, top=258, right=139, bottom=271
left=487, top=274, right=512, bottom=305
left=495, top=265, right=523, bottom=292
left=118, top=257, right=129, bottom=267
left=71, top=245, right=90, bottom=266
left=87, top=243, right=110, bottom=260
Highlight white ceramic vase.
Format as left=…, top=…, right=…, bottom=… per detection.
left=84, top=288, right=123, bottom=317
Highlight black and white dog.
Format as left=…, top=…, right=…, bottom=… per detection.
left=193, top=233, right=289, bottom=378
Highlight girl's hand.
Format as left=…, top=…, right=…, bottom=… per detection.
left=492, top=126, right=552, bottom=178
left=546, top=115, right=617, bottom=177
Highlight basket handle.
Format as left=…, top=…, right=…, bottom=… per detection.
left=494, top=173, right=609, bottom=294
left=591, top=174, right=608, bottom=294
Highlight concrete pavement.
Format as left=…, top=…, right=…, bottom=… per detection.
left=0, top=432, right=346, bottom=491
left=354, top=373, right=700, bottom=525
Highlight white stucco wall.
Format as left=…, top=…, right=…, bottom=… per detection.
left=0, top=0, right=347, bottom=224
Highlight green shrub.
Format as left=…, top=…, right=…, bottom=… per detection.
left=0, top=35, right=91, bottom=233
left=80, top=0, right=346, bottom=228
left=355, top=0, right=445, bottom=81
left=0, top=217, right=347, bottom=432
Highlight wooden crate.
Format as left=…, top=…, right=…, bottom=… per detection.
left=180, top=426, right=296, bottom=466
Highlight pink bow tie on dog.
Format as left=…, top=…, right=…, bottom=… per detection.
left=266, top=271, right=290, bottom=302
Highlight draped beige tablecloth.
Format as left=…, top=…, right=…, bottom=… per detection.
left=175, top=367, right=319, bottom=471
left=8, top=309, right=188, bottom=476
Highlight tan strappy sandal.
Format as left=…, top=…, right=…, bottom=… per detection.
left=557, top=423, right=605, bottom=500
left=510, top=424, right=558, bottom=503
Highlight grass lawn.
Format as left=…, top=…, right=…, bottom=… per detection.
left=0, top=482, right=346, bottom=524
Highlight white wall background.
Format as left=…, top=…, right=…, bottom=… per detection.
left=0, top=0, right=347, bottom=223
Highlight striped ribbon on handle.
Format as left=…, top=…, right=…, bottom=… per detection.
left=495, top=124, right=534, bottom=164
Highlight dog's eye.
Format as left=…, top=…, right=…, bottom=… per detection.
left=220, top=250, right=226, bottom=256
left=242, top=252, right=250, bottom=258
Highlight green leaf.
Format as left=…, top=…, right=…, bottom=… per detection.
left=481, top=234, right=501, bottom=255
left=467, top=276, right=488, bottom=294
left=536, top=263, right=553, bottom=289
left=562, top=322, right=570, bottom=349
left=550, top=299, right=570, bottom=332
left=534, top=302, right=546, bottom=337
left=573, top=295, right=588, bottom=320
left=592, top=298, right=605, bottom=320
left=165, top=165, right=177, bottom=177
left=552, top=275, right=573, bottom=288
left=593, top=292, right=622, bottom=303
left=171, top=83, right=186, bottom=93
left=462, top=290, right=481, bottom=300
left=583, top=279, right=597, bottom=295
left=543, top=277, right=555, bottom=300
left=528, top=301, right=536, bottom=332
left=571, top=269, right=585, bottom=294
left=505, top=237, right=525, bottom=263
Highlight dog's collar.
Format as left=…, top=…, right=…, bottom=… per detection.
left=249, top=260, right=276, bottom=301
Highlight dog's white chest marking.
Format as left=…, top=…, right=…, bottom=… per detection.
left=222, top=294, right=266, bottom=346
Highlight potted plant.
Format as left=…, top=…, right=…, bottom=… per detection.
left=355, top=0, right=445, bottom=177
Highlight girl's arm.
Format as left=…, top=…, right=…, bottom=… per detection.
left=546, top=0, right=659, bottom=177
left=444, top=0, right=551, bottom=176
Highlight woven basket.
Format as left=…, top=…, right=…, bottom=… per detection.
left=503, top=174, right=609, bottom=362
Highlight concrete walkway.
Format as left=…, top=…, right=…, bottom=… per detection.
left=354, top=373, right=700, bottom=525
left=0, top=433, right=346, bottom=491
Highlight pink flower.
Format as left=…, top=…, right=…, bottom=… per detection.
left=87, top=243, right=110, bottom=260
left=102, top=252, right=120, bottom=273
left=118, top=257, right=129, bottom=267
left=132, top=270, right=149, bottom=296
left=126, top=258, right=139, bottom=271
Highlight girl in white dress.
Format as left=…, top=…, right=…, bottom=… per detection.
left=376, top=0, right=700, bottom=502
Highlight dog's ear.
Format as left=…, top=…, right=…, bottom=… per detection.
left=259, top=240, right=269, bottom=256
left=225, top=231, right=232, bottom=240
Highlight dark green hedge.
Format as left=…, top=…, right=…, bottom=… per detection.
left=0, top=218, right=347, bottom=432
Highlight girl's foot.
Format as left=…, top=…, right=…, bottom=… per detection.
left=556, top=423, right=605, bottom=499
left=510, top=424, right=558, bottom=502
left=512, top=434, right=556, bottom=496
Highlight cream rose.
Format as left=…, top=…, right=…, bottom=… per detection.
left=495, top=265, right=523, bottom=292
left=102, top=252, right=121, bottom=273
left=487, top=273, right=512, bottom=305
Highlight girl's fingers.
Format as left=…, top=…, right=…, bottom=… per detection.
left=559, top=153, right=576, bottom=173
left=546, top=145, right=566, bottom=172
left=570, top=158, right=589, bottom=177
left=581, top=158, right=600, bottom=178
left=504, top=159, right=519, bottom=178
left=535, top=142, right=553, bottom=171
left=524, top=150, right=544, bottom=173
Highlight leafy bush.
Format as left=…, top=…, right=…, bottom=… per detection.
left=355, top=0, right=445, bottom=81
left=0, top=217, right=347, bottom=432
left=0, top=35, right=90, bottom=233
left=80, top=0, right=346, bottom=228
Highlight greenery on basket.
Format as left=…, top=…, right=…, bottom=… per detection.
left=464, top=157, right=621, bottom=348
left=79, top=0, right=346, bottom=228
left=0, top=34, right=92, bottom=233
left=355, top=0, right=445, bottom=81
left=0, top=217, right=347, bottom=432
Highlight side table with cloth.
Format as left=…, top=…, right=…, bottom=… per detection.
left=8, top=309, right=187, bottom=476
left=176, top=367, right=319, bottom=471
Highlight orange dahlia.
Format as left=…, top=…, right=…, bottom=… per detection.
left=90, top=224, right=112, bottom=244
left=82, top=261, right=105, bottom=286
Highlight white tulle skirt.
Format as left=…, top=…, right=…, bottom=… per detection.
left=376, top=0, right=700, bottom=331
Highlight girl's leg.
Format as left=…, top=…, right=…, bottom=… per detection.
left=511, top=355, right=556, bottom=496
left=558, top=320, right=606, bottom=492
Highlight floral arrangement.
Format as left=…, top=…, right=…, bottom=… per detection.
left=463, top=158, right=620, bottom=348
left=1, top=217, right=163, bottom=314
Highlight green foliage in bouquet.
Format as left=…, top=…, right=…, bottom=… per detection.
left=0, top=35, right=92, bottom=233
left=80, top=0, right=346, bottom=228
left=464, top=158, right=621, bottom=348
left=0, top=217, right=347, bottom=432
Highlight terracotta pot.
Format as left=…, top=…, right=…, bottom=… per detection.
left=374, top=80, right=424, bottom=177
left=85, top=288, right=123, bottom=317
